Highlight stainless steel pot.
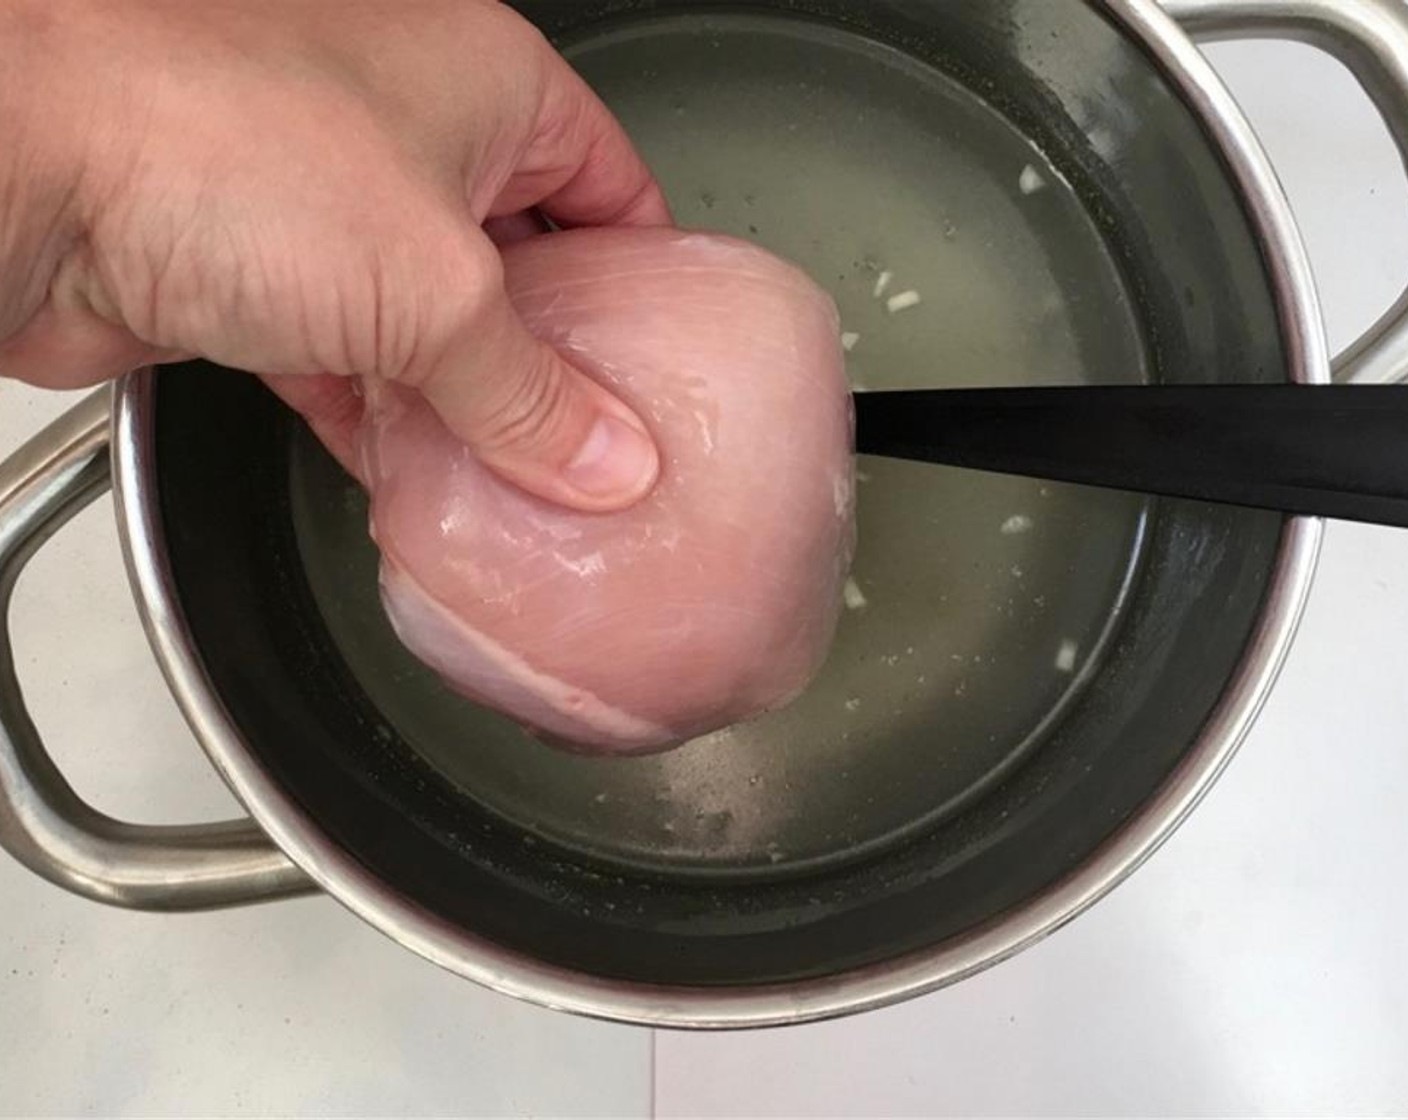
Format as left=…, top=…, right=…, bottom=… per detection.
left=3, top=0, right=1407, bottom=1029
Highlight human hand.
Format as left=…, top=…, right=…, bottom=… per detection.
left=0, top=0, right=670, bottom=510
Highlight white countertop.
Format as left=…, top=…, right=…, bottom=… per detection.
left=2, top=38, right=1407, bottom=1119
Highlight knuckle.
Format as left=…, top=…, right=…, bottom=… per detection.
left=394, top=231, right=500, bottom=385
left=481, top=4, right=553, bottom=58
left=453, top=239, right=506, bottom=307
left=475, top=346, right=572, bottom=457
left=427, top=231, right=504, bottom=325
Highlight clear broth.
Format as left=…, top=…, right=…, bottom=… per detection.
left=289, top=12, right=1150, bottom=878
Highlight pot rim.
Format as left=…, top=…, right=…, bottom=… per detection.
left=111, top=0, right=1325, bottom=1029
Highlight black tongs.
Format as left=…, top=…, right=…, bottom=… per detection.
left=853, top=384, right=1408, bottom=528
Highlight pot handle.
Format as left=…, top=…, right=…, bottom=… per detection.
left=1164, top=0, right=1408, bottom=384
left=0, top=389, right=314, bottom=910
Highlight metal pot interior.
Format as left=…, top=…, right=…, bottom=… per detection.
left=150, top=0, right=1288, bottom=987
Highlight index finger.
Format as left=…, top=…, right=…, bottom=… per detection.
left=488, top=48, right=673, bottom=229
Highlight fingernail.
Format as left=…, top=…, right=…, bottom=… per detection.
left=564, top=412, right=659, bottom=503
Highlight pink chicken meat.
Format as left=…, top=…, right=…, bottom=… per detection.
left=360, top=227, right=855, bottom=753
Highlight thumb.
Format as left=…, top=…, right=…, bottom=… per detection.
left=411, top=240, right=660, bottom=513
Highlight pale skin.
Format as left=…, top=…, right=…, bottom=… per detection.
left=0, top=0, right=671, bottom=511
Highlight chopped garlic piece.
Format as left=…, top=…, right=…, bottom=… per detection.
left=873, top=270, right=894, bottom=299
left=843, top=577, right=868, bottom=610
left=886, top=290, right=922, bottom=313
left=1019, top=165, right=1047, bottom=194
left=1001, top=514, right=1034, bottom=535
left=1055, top=640, right=1079, bottom=673
left=841, top=331, right=861, bottom=352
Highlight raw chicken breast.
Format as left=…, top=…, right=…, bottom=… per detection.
left=363, top=227, right=855, bottom=753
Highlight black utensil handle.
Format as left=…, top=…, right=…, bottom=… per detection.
left=853, top=385, right=1408, bottom=528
